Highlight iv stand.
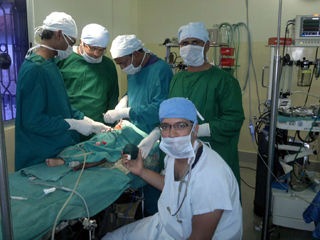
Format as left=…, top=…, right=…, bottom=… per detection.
left=261, top=0, right=282, bottom=239
left=0, top=77, right=14, bottom=239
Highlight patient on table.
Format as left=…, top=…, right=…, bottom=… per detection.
left=46, top=120, right=159, bottom=172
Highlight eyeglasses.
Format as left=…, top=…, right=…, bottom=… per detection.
left=159, top=122, right=193, bottom=131
left=63, top=34, right=76, bottom=46
left=84, top=43, right=106, bottom=54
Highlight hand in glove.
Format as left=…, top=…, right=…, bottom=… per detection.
left=197, top=123, right=211, bottom=137
left=65, top=119, right=94, bottom=136
left=84, top=116, right=111, bottom=133
left=103, top=108, right=131, bottom=124
left=115, top=95, right=128, bottom=110
left=138, top=127, right=161, bottom=159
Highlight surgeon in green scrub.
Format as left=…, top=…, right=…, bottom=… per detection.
left=57, top=24, right=119, bottom=141
left=104, top=35, right=173, bottom=216
left=15, top=12, right=110, bottom=171
left=169, top=22, right=245, bottom=186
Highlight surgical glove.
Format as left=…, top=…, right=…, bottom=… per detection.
left=115, top=95, right=128, bottom=110
left=197, top=123, right=211, bottom=137
left=103, top=107, right=131, bottom=124
left=138, top=127, right=161, bottom=159
left=65, top=119, right=94, bottom=136
left=83, top=116, right=111, bottom=134
left=84, top=116, right=112, bottom=133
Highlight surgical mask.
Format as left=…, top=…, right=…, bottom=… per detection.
left=122, top=51, right=147, bottom=75
left=79, top=43, right=102, bottom=64
left=180, top=45, right=205, bottom=67
left=160, top=130, right=195, bottom=161
left=28, top=34, right=73, bottom=60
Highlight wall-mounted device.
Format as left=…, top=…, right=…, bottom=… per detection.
left=293, top=15, right=320, bottom=46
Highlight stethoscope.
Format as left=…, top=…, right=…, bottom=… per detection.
left=167, top=163, right=192, bottom=223
left=166, top=141, right=200, bottom=223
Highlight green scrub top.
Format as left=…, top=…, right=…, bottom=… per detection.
left=127, top=57, right=173, bottom=134
left=15, top=54, right=84, bottom=171
left=57, top=52, right=119, bottom=124
left=168, top=66, right=245, bottom=185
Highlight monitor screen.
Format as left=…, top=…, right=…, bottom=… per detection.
left=294, top=15, right=320, bottom=46
left=301, top=17, right=320, bottom=37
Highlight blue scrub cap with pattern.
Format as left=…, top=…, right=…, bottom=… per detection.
left=159, top=98, right=198, bottom=126
left=178, top=22, right=210, bottom=43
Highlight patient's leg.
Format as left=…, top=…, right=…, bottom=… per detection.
left=46, top=158, right=65, bottom=167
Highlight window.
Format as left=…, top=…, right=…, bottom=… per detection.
left=0, top=0, right=29, bottom=122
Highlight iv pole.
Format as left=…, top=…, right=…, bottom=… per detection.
left=0, top=54, right=14, bottom=239
left=261, top=0, right=282, bottom=239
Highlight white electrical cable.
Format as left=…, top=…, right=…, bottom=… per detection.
left=291, top=91, right=320, bottom=99
left=51, top=147, right=89, bottom=240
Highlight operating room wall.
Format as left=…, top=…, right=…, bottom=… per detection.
left=134, top=0, right=320, bottom=158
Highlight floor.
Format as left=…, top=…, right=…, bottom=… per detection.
left=240, top=158, right=316, bottom=240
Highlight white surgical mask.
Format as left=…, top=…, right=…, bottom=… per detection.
left=26, top=34, right=73, bottom=60
left=180, top=45, right=205, bottom=67
left=160, top=130, right=195, bottom=161
left=122, top=51, right=147, bottom=75
left=79, top=43, right=102, bottom=64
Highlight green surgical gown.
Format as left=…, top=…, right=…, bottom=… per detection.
left=127, top=57, right=173, bottom=134
left=168, top=66, right=245, bottom=185
left=15, top=54, right=84, bottom=171
left=57, top=52, right=119, bottom=140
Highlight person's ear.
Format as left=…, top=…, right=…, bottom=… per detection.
left=204, top=41, right=210, bottom=52
left=193, top=123, right=199, bottom=135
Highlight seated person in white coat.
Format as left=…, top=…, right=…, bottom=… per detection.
left=103, top=97, right=243, bottom=240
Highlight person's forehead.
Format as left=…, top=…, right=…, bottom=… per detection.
left=180, top=37, right=203, bottom=43
left=114, top=55, right=130, bottom=64
left=86, top=44, right=106, bottom=50
left=161, top=118, right=190, bottom=124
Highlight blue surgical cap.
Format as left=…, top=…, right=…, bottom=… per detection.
left=159, top=98, right=198, bottom=126
left=178, top=22, right=210, bottom=43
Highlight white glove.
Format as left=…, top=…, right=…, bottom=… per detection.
left=84, top=116, right=112, bottom=133
left=138, top=127, right=161, bottom=159
left=115, top=95, right=128, bottom=110
left=103, top=108, right=131, bottom=124
left=197, top=123, right=211, bottom=137
left=65, top=119, right=94, bottom=136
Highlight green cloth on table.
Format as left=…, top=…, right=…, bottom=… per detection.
left=20, top=162, right=71, bottom=182
left=4, top=165, right=145, bottom=240
left=58, top=120, right=159, bottom=164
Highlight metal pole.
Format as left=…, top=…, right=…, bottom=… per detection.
left=0, top=95, right=14, bottom=238
left=261, top=0, right=282, bottom=239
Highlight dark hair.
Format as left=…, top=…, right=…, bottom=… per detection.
left=128, top=48, right=144, bottom=57
left=40, top=30, right=54, bottom=40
